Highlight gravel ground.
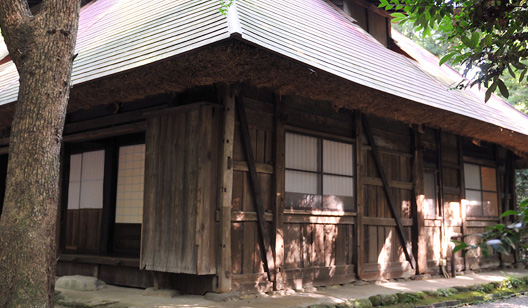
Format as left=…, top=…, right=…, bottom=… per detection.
left=469, top=295, right=528, bottom=307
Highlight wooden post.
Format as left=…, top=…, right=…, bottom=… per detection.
left=412, top=127, right=426, bottom=274
left=437, top=130, right=448, bottom=272
left=58, top=145, right=70, bottom=253
left=362, top=115, right=416, bottom=269
left=458, top=136, right=468, bottom=272
left=355, top=111, right=364, bottom=279
left=236, top=96, right=276, bottom=281
left=273, top=94, right=286, bottom=290
left=216, top=87, right=236, bottom=292
left=100, top=140, right=118, bottom=255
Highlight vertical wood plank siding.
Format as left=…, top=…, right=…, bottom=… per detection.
left=361, top=116, right=414, bottom=280
left=141, top=104, right=221, bottom=275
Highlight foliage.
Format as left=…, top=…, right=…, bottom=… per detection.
left=516, top=170, right=528, bottom=203
left=436, top=288, right=456, bottom=297
left=380, top=0, right=528, bottom=101
left=219, top=0, right=235, bottom=14
left=452, top=199, right=528, bottom=258
left=501, top=274, right=525, bottom=289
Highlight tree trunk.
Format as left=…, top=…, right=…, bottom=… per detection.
left=0, top=1, right=80, bottom=307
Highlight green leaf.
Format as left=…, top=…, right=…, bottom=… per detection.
left=507, top=64, right=516, bottom=79
left=470, top=32, right=479, bottom=48
left=485, top=88, right=492, bottom=102
left=452, top=242, right=469, bottom=254
left=519, top=69, right=527, bottom=82
left=501, top=210, right=520, bottom=218
left=391, top=12, right=407, bottom=19
left=460, top=35, right=471, bottom=47
left=497, top=79, right=509, bottom=98
left=439, top=53, right=454, bottom=66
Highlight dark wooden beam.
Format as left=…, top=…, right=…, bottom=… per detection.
left=362, top=115, right=416, bottom=269
left=236, top=96, right=275, bottom=281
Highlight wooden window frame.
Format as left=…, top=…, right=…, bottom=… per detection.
left=60, top=133, right=145, bottom=258
left=284, top=129, right=356, bottom=214
left=463, top=162, right=499, bottom=218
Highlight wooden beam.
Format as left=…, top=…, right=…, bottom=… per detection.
left=354, top=111, right=364, bottom=279
left=236, top=96, right=275, bottom=282
left=362, top=115, right=416, bottom=269
left=273, top=94, right=286, bottom=290
left=216, top=87, right=236, bottom=292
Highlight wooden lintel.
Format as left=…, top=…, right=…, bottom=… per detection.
left=62, top=122, right=146, bottom=143
left=236, top=96, right=275, bottom=282
left=362, top=115, right=416, bottom=269
left=143, top=102, right=220, bottom=117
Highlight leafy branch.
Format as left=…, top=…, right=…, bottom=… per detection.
left=380, top=0, right=528, bottom=101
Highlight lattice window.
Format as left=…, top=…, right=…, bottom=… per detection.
left=464, top=163, right=498, bottom=217
left=285, top=132, right=354, bottom=211
left=67, top=150, right=105, bottom=210
left=115, top=144, right=145, bottom=224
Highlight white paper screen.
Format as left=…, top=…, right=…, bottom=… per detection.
left=115, top=144, right=145, bottom=224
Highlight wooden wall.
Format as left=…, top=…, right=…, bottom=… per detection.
left=281, top=97, right=356, bottom=289
left=230, top=93, right=275, bottom=293
left=361, top=116, right=414, bottom=280
left=52, top=86, right=517, bottom=294
left=65, top=209, right=102, bottom=252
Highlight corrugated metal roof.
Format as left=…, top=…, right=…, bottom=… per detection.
left=0, top=0, right=230, bottom=103
left=235, top=0, right=528, bottom=136
left=0, top=0, right=527, bottom=138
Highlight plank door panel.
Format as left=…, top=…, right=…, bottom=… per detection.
left=141, top=104, right=220, bottom=275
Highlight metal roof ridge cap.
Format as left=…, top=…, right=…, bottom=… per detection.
left=227, top=2, right=242, bottom=38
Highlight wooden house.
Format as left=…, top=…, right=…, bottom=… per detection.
left=0, top=0, right=527, bottom=294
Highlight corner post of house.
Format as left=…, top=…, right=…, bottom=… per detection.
left=273, top=93, right=286, bottom=290
left=354, top=110, right=364, bottom=280
left=411, top=126, right=426, bottom=274
left=216, top=85, right=236, bottom=292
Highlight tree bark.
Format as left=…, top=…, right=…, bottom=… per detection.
left=0, top=1, right=80, bottom=307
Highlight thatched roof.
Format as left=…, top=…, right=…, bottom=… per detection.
left=0, top=0, right=527, bottom=155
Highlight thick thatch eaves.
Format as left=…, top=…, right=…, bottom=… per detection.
left=0, top=0, right=526, bottom=155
